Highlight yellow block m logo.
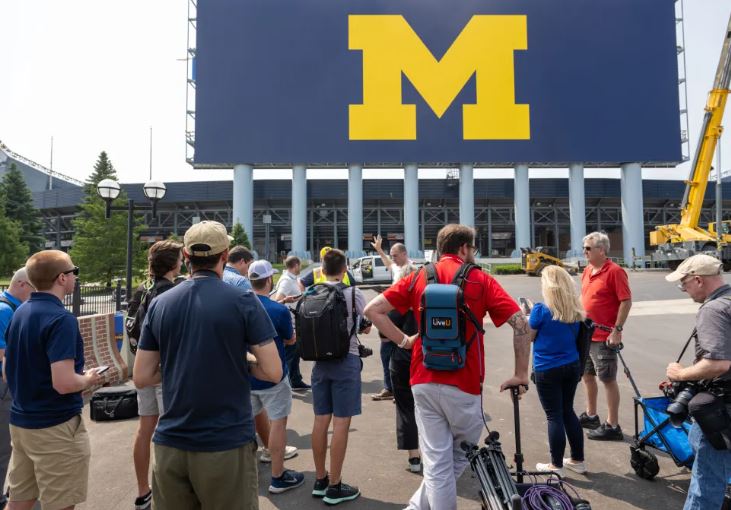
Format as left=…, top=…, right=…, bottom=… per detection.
left=349, top=15, right=530, bottom=141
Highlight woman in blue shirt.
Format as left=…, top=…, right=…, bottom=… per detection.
left=528, top=265, right=587, bottom=476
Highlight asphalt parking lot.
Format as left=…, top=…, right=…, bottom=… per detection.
left=77, top=271, right=731, bottom=510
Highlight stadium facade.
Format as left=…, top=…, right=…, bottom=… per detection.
left=4, top=145, right=728, bottom=263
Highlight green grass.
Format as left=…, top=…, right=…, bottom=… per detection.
left=490, top=263, right=524, bottom=275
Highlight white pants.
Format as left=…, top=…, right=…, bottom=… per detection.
left=406, top=383, right=483, bottom=510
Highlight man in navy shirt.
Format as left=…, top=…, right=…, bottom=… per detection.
left=134, top=221, right=282, bottom=510
left=0, top=267, right=34, bottom=510
left=5, top=251, right=103, bottom=510
left=248, top=260, right=304, bottom=494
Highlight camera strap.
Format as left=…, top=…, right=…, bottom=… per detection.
left=676, top=328, right=698, bottom=363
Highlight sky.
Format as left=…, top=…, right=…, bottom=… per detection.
left=1, top=1, right=730, bottom=185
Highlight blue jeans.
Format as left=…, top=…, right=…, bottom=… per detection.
left=380, top=341, right=395, bottom=392
left=534, top=361, right=584, bottom=467
left=684, top=422, right=731, bottom=510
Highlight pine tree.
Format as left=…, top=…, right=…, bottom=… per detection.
left=0, top=163, right=45, bottom=255
left=70, top=152, right=147, bottom=286
left=230, top=222, right=252, bottom=249
left=0, top=191, right=28, bottom=276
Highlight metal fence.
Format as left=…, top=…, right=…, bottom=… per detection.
left=0, top=281, right=124, bottom=317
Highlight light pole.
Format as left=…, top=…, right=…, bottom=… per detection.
left=97, top=179, right=167, bottom=305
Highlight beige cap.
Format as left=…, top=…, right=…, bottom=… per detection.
left=184, top=221, right=232, bottom=257
left=665, top=254, right=723, bottom=282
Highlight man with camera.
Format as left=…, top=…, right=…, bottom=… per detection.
left=665, top=254, right=731, bottom=510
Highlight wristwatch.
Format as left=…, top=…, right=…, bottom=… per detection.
left=614, top=325, right=624, bottom=332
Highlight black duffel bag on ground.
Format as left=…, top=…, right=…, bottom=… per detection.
left=90, top=386, right=139, bottom=422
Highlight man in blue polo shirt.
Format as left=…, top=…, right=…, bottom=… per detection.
left=248, top=260, right=304, bottom=494
left=134, top=221, right=283, bottom=510
left=5, top=251, right=103, bottom=510
left=0, top=267, right=34, bottom=509
left=223, top=245, right=253, bottom=291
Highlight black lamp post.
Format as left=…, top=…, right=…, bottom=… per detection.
left=97, top=178, right=167, bottom=305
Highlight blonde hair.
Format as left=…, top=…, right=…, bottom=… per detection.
left=540, top=265, right=584, bottom=323
left=395, top=262, right=416, bottom=283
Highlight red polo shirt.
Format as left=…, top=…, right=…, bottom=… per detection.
left=581, top=260, right=632, bottom=341
left=382, top=255, right=519, bottom=395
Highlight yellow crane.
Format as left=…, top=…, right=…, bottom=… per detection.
left=650, top=13, right=731, bottom=270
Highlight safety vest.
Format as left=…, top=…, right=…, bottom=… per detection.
left=313, top=267, right=351, bottom=286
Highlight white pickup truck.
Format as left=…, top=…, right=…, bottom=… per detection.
left=351, top=256, right=392, bottom=284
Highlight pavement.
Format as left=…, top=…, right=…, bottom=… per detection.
left=76, top=271, right=731, bottom=510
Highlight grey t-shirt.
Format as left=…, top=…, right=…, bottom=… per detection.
left=694, top=284, right=731, bottom=383
left=323, top=281, right=366, bottom=356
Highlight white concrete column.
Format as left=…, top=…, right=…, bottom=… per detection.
left=513, top=164, right=531, bottom=257
left=347, top=164, right=364, bottom=258
left=404, top=164, right=420, bottom=257
left=568, top=163, right=587, bottom=258
left=290, top=165, right=308, bottom=258
left=233, top=164, right=254, bottom=241
left=620, top=163, right=645, bottom=265
left=459, top=164, right=475, bottom=228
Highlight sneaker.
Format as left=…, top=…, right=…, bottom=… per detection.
left=536, top=463, right=565, bottom=477
left=562, top=458, right=588, bottom=474
left=260, top=445, right=298, bottom=463
left=312, top=474, right=329, bottom=498
left=291, top=382, right=312, bottom=392
left=587, top=423, right=624, bottom=441
left=408, top=457, right=422, bottom=473
left=269, top=469, right=305, bottom=494
left=323, top=482, right=361, bottom=505
left=579, top=412, right=600, bottom=430
left=371, top=389, right=394, bottom=401
left=134, top=490, right=152, bottom=510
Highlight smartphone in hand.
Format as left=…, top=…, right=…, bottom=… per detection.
left=95, top=365, right=110, bottom=375
left=518, top=297, right=533, bottom=315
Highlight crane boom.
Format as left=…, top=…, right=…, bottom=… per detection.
left=650, top=12, right=731, bottom=260
left=679, top=13, right=731, bottom=229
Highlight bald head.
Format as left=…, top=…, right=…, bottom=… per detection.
left=8, top=267, right=33, bottom=303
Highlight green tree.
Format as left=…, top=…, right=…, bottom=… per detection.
left=0, top=163, right=45, bottom=255
left=230, top=222, right=252, bottom=249
left=70, top=152, right=147, bottom=286
left=0, top=192, right=27, bottom=276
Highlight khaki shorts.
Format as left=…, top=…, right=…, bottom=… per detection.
left=8, top=415, right=90, bottom=510
left=152, top=441, right=258, bottom=510
left=583, top=341, right=618, bottom=382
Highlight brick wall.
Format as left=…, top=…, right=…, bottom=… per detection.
left=78, top=313, right=128, bottom=390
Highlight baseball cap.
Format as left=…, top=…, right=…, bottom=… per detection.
left=248, top=260, right=279, bottom=280
left=665, top=254, right=723, bottom=282
left=184, top=221, right=232, bottom=257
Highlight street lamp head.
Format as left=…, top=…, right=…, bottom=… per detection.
left=97, top=179, right=121, bottom=201
left=143, top=180, right=167, bottom=201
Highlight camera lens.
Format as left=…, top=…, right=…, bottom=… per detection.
left=667, top=386, right=698, bottom=427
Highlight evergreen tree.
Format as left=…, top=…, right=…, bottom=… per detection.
left=70, top=152, right=147, bottom=286
left=0, top=163, right=45, bottom=255
left=0, top=192, right=28, bottom=276
left=230, top=222, right=252, bottom=249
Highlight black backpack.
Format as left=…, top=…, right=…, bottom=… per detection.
left=0, top=296, right=18, bottom=312
left=124, top=278, right=174, bottom=353
left=295, top=283, right=356, bottom=361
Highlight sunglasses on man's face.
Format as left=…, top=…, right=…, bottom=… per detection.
left=583, top=246, right=594, bottom=252
left=56, top=266, right=80, bottom=279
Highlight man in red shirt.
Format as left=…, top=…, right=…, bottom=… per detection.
left=365, top=224, right=531, bottom=510
left=580, top=232, right=632, bottom=441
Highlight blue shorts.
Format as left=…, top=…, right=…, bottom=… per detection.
left=312, top=353, right=362, bottom=418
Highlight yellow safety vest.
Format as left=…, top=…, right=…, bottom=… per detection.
left=313, top=267, right=351, bottom=286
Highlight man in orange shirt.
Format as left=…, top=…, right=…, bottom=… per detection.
left=580, top=232, right=632, bottom=441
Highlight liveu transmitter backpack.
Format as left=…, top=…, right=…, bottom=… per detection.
left=295, top=283, right=354, bottom=361
left=414, top=262, right=484, bottom=371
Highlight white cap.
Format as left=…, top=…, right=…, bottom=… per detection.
left=665, top=254, right=723, bottom=282
left=248, top=260, right=279, bottom=280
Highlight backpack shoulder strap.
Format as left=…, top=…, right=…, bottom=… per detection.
left=451, top=262, right=480, bottom=288
left=407, top=262, right=439, bottom=292
left=0, top=296, right=18, bottom=312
